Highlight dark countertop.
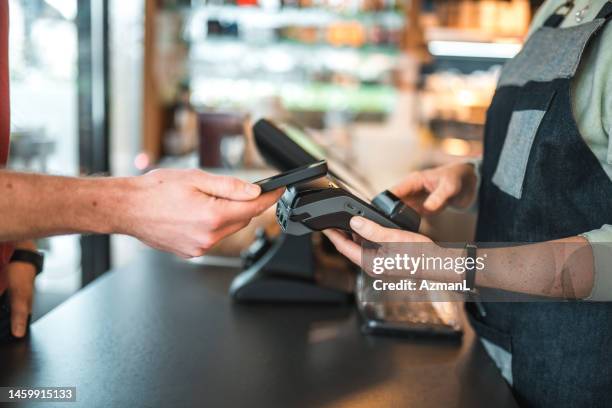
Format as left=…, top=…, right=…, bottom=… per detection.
left=0, top=251, right=516, bottom=408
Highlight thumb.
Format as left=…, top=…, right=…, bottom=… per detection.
left=192, top=171, right=261, bottom=201
left=349, top=216, right=408, bottom=242
left=422, top=178, right=458, bottom=213
left=10, top=292, right=31, bottom=338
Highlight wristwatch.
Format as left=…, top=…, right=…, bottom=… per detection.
left=465, top=243, right=478, bottom=292
left=465, top=243, right=486, bottom=317
left=9, top=249, right=45, bottom=275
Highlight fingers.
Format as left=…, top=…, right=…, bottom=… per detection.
left=349, top=216, right=426, bottom=243
left=422, top=178, right=459, bottom=213
left=391, top=168, right=465, bottom=214
left=192, top=171, right=261, bottom=201
left=349, top=216, right=404, bottom=242
left=208, top=220, right=251, bottom=248
left=10, top=298, right=30, bottom=338
left=390, top=173, right=425, bottom=198
left=6, top=262, right=35, bottom=338
left=9, top=286, right=32, bottom=338
left=215, top=188, right=283, bottom=224
left=323, top=230, right=363, bottom=266
left=180, top=221, right=252, bottom=259
left=183, top=190, right=282, bottom=257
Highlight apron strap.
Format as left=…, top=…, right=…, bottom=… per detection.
left=595, top=1, right=612, bottom=20
left=545, top=1, right=612, bottom=27
left=543, top=1, right=574, bottom=27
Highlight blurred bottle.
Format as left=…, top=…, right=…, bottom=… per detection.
left=164, top=83, right=199, bottom=156
left=197, top=111, right=246, bottom=168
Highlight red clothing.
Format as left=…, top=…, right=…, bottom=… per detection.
left=0, top=1, right=10, bottom=164
left=0, top=1, right=13, bottom=291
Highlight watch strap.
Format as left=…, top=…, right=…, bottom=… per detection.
left=465, top=243, right=486, bottom=316
left=9, top=249, right=44, bottom=275
left=465, top=244, right=477, bottom=291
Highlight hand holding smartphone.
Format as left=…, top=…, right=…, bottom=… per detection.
left=254, top=161, right=328, bottom=193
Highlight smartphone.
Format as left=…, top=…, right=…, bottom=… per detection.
left=362, top=319, right=462, bottom=340
left=255, top=160, right=328, bottom=193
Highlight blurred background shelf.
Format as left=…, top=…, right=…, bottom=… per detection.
left=188, top=4, right=405, bottom=26
left=139, top=0, right=536, bottom=184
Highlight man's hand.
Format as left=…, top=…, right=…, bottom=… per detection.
left=120, top=169, right=283, bottom=258
left=390, top=162, right=478, bottom=215
left=6, top=241, right=37, bottom=338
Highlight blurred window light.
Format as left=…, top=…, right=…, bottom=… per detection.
left=441, top=138, right=472, bottom=156
left=428, top=41, right=521, bottom=59
left=456, top=89, right=478, bottom=107
left=44, top=0, right=77, bottom=21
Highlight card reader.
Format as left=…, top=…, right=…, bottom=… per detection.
left=276, top=178, right=420, bottom=235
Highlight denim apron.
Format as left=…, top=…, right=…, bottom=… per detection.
left=466, top=2, right=612, bottom=407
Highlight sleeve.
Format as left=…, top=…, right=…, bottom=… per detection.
left=604, top=47, right=612, bottom=166
left=581, top=225, right=612, bottom=301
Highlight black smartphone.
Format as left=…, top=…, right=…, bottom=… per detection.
left=255, top=160, right=328, bottom=193
left=361, top=319, right=462, bottom=340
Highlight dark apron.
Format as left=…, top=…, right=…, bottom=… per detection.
left=467, top=3, right=612, bottom=407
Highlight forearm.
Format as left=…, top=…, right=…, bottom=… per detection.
left=0, top=171, right=134, bottom=242
left=13, top=239, right=36, bottom=251
left=473, top=237, right=594, bottom=299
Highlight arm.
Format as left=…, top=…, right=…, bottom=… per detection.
left=0, top=171, right=135, bottom=241
left=462, top=236, right=594, bottom=299
left=0, top=169, right=282, bottom=258
left=325, top=218, right=596, bottom=300
left=325, top=161, right=599, bottom=300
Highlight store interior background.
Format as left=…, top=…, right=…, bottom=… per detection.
left=6, top=0, right=542, bottom=319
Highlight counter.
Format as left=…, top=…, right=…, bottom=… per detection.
left=0, top=251, right=516, bottom=407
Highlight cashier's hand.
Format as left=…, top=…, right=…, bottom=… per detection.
left=125, top=169, right=283, bottom=259
left=390, top=162, right=478, bottom=215
left=6, top=241, right=37, bottom=338
left=324, top=216, right=433, bottom=268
